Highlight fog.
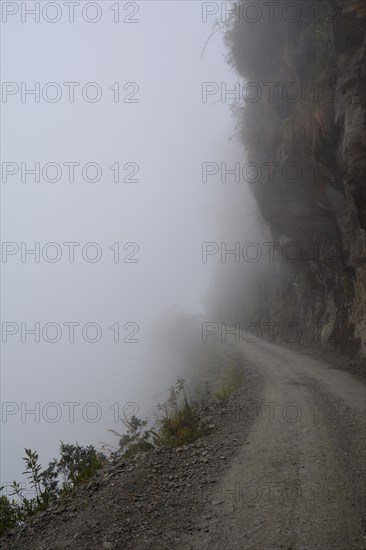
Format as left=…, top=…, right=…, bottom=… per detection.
left=1, top=2, right=264, bottom=487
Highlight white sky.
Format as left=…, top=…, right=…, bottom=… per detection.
left=1, top=1, right=260, bottom=487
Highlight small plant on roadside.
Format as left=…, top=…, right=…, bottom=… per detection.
left=0, top=442, right=104, bottom=538
left=22, top=449, right=50, bottom=510
left=57, top=442, right=103, bottom=490
left=154, top=377, right=203, bottom=447
left=0, top=494, right=20, bottom=536
left=108, top=413, right=154, bottom=460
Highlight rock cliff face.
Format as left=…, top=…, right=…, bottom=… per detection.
left=224, top=0, right=366, bottom=356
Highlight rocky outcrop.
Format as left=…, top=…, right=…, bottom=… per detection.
left=224, top=0, right=366, bottom=357
left=334, top=4, right=366, bottom=353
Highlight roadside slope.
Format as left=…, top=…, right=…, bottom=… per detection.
left=2, top=341, right=365, bottom=549
left=1, top=356, right=263, bottom=550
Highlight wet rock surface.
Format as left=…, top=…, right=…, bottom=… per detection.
left=211, top=0, right=366, bottom=357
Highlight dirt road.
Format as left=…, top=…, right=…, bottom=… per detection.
left=2, top=339, right=365, bottom=549
left=185, top=338, right=366, bottom=549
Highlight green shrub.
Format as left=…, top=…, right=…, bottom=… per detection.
left=0, top=494, right=19, bottom=536
left=154, top=378, right=203, bottom=447
left=108, top=415, right=154, bottom=460
left=0, top=443, right=104, bottom=538
left=57, top=442, right=103, bottom=489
